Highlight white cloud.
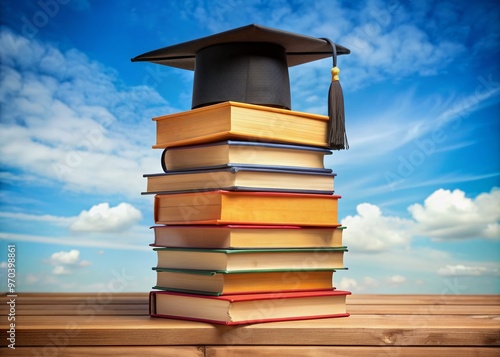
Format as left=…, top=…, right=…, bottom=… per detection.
left=342, top=188, right=500, bottom=253
left=387, top=275, right=406, bottom=285
left=337, top=276, right=381, bottom=292
left=25, top=274, right=40, bottom=284
left=0, top=202, right=149, bottom=248
left=338, top=187, right=499, bottom=292
left=408, top=188, right=500, bottom=240
left=367, top=25, right=462, bottom=76
left=47, top=249, right=91, bottom=275
left=337, top=277, right=358, bottom=291
left=70, top=202, right=142, bottom=233
left=0, top=261, right=7, bottom=269
left=53, top=266, right=71, bottom=275
left=0, top=28, right=171, bottom=198
left=342, top=202, right=414, bottom=252
left=49, top=249, right=81, bottom=265
left=362, top=276, right=380, bottom=289
left=340, top=274, right=405, bottom=291
left=438, top=264, right=496, bottom=277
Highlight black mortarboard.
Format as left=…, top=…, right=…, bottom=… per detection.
left=132, top=24, right=350, bottom=149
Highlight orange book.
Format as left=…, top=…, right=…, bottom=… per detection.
left=152, top=101, right=330, bottom=149
left=154, top=190, right=341, bottom=226
left=153, top=269, right=338, bottom=296
left=150, top=289, right=351, bottom=325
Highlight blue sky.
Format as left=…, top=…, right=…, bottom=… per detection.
left=0, top=0, right=498, bottom=295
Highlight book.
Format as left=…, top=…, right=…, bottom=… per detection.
left=154, top=190, right=341, bottom=226
left=143, top=167, right=335, bottom=194
left=150, top=225, right=345, bottom=249
left=153, top=268, right=337, bottom=295
left=149, top=289, right=351, bottom=325
left=153, top=247, right=347, bottom=272
left=152, top=101, right=330, bottom=148
left=161, top=140, right=332, bottom=172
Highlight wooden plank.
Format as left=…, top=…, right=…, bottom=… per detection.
left=2, top=314, right=498, bottom=347
left=2, top=293, right=498, bottom=351
left=4, top=293, right=499, bottom=305
left=1, top=346, right=498, bottom=357
left=348, top=294, right=500, bottom=305
left=0, top=346, right=204, bottom=357
left=3, top=303, right=499, bottom=316
left=347, top=304, right=500, bottom=315
left=206, top=346, right=500, bottom=357
left=1, top=293, right=149, bottom=305
left=1, top=304, right=149, bottom=316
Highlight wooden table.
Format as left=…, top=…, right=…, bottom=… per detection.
left=1, top=293, right=499, bottom=356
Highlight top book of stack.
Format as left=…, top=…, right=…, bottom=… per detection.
left=152, top=101, right=330, bottom=149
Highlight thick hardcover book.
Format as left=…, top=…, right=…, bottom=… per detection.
left=153, top=268, right=337, bottom=295
left=161, top=140, right=332, bottom=172
left=143, top=167, right=335, bottom=194
left=154, top=190, right=341, bottom=226
left=150, top=225, right=345, bottom=249
left=152, top=101, right=330, bottom=148
left=153, top=247, right=347, bottom=272
left=149, top=289, right=351, bottom=325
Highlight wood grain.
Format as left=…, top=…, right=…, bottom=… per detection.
left=205, top=347, right=500, bottom=357
left=1, top=346, right=498, bottom=357
left=3, top=293, right=499, bottom=316
left=0, top=346, right=204, bottom=357
left=1, top=293, right=499, bottom=353
left=5, top=293, right=499, bottom=304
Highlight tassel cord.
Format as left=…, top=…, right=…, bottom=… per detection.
left=320, top=38, right=349, bottom=150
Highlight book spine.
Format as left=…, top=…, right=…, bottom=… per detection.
left=160, top=147, right=168, bottom=172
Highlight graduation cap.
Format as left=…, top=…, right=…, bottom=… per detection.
left=131, top=24, right=350, bottom=149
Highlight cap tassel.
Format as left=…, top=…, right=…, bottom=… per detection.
left=322, top=38, right=348, bottom=150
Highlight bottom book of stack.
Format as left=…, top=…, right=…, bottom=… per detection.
left=149, top=289, right=351, bottom=325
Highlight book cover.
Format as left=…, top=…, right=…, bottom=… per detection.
left=150, top=225, right=345, bottom=249
left=154, top=190, right=341, bottom=226
left=152, top=101, right=330, bottom=148
left=149, top=289, right=351, bottom=325
left=143, top=166, right=335, bottom=195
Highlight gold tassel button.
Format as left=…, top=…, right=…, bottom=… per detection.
left=331, top=66, right=340, bottom=82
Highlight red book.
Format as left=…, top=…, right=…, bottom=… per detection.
left=149, top=289, right=351, bottom=325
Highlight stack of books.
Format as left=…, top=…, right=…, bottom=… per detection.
left=143, top=101, right=351, bottom=325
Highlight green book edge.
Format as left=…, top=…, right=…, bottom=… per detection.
left=152, top=267, right=348, bottom=274
left=152, top=285, right=224, bottom=296
left=152, top=247, right=348, bottom=253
